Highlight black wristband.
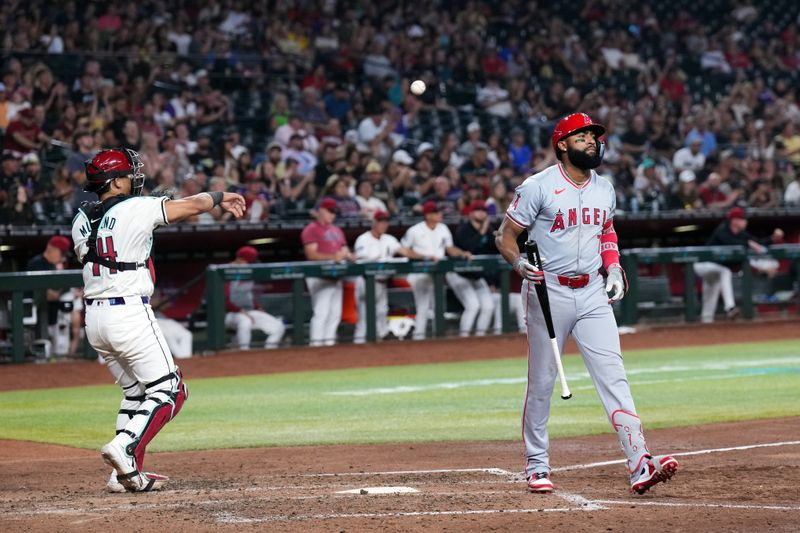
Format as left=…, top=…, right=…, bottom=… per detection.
left=208, top=191, right=224, bottom=207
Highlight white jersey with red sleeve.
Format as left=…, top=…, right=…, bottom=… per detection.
left=71, top=196, right=169, bottom=299
left=506, top=163, right=615, bottom=276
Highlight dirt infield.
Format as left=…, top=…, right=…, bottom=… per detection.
left=2, top=418, right=799, bottom=532
left=1, top=320, right=799, bottom=531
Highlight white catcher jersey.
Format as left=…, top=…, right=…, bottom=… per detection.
left=506, top=164, right=615, bottom=276
left=354, top=231, right=401, bottom=261
left=72, top=196, right=169, bottom=299
left=401, top=221, right=453, bottom=259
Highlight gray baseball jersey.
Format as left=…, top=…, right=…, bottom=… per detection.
left=506, top=164, right=614, bottom=275
left=506, top=163, right=650, bottom=483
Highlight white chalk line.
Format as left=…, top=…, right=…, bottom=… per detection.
left=326, top=356, right=800, bottom=396
left=213, top=507, right=584, bottom=524
left=592, top=500, right=800, bottom=512
left=302, top=467, right=514, bottom=477
left=570, top=372, right=771, bottom=392
left=556, top=491, right=607, bottom=511
left=553, top=440, right=800, bottom=472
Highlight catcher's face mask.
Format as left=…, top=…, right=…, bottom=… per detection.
left=84, top=148, right=146, bottom=196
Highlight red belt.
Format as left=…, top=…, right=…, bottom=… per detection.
left=557, top=274, right=590, bottom=289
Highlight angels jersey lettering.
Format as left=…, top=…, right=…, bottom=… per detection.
left=506, top=164, right=615, bottom=276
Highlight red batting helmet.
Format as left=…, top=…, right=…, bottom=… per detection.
left=551, top=113, right=606, bottom=159
left=84, top=148, right=145, bottom=196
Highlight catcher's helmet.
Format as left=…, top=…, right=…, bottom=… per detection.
left=84, top=148, right=145, bottom=196
left=551, top=113, right=606, bottom=160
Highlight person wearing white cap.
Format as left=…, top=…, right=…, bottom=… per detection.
left=387, top=150, right=415, bottom=206
left=458, top=121, right=483, bottom=158
left=416, top=142, right=435, bottom=158
left=392, top=149, right=413, bottom=166
left=665, top=170, right=702, bottom=210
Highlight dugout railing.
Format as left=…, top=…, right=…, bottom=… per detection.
left=2, top=245, right=799, bottom=362
left=203, top=255, right=515, bottom=350
left=620, top=244, right=800, bottom=325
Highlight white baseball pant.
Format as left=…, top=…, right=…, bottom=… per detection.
left=224, top=310, right=285, bottom=350
left=445, top=272, right=494, bottom=336
left=407, top=273, right=434, bottom=340
left=306, top=277, right=343, bottom=346
left=157, top=317, right=193, bottom=358
left=85, top=298, right=176, bottom=382
left=353, top=277, right=389, bottom=343
left=693, top=262, right=736, bottom=323
left=492, top=291, right=527, bottom=334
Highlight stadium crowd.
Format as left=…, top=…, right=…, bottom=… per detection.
left=1, top=0, right=800, bottom=227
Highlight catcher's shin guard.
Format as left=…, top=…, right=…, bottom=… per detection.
left=118, top=369, right=188, bottom=471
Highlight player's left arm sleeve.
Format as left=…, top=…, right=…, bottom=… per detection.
left=71, top=211, right=90, bottom=262
left=600, top=190, right=620, bottom=270
left=600, top=219, right=621, bottom=270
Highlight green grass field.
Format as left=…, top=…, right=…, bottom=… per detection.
left=1, top=340, right=798, bottom=452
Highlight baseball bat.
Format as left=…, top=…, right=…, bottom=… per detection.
left=524, top=240, right=572, bottom=400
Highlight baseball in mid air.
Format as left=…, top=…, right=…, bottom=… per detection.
left=410, top=80, right=426, bottom=95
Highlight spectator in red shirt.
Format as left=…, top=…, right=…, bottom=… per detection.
left=658, top=67, right=686, bottom=103
left=698, top=172, right=741, bottom=208
left=302, top=64, right=327, bottom=92
left=3, top=108, right=47, bottom=157
left=97, top=5, right=123, bottom=33
left=301, top=198, right=354, bottom=346
left=480, top=47, right=507, bottom=78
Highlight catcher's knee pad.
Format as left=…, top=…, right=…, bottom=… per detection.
left=119, top=369, right=188, bottom=470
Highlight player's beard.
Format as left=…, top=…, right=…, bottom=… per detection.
left=567, top=146, right=602, bottom=169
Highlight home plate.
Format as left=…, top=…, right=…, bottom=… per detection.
left=337, top=487, right=419, bottom=495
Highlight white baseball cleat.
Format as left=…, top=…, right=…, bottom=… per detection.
left=106, top=469, right=169, bottom=493
left=631, top=455, right=678, bottom=494
left=101, top=439, right=165, bottom=492
left=527, top=472, right=555, bottom=493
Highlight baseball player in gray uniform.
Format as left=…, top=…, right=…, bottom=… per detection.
left=72, top=148, right=245, bottom=492
left=495, top=114, right=678, bottom=495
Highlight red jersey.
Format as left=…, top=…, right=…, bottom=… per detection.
left=301, top=221, right=346, bottom=254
